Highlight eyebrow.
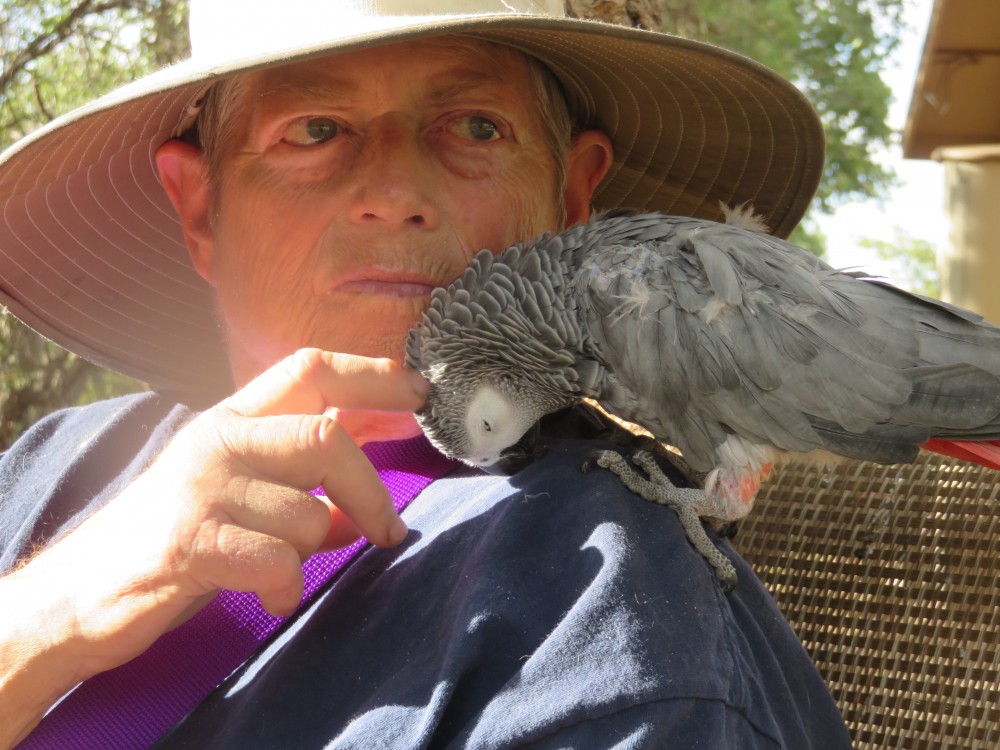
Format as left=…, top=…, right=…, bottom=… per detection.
left=255, top=70, right=523, bottom=110
left=424, top=72, right=525, bottom=106
left=255, top=79, right=358, bottom=107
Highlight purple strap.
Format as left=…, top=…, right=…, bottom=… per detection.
left=19, top=436, right=456, bottom=749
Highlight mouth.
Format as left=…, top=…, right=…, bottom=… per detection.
left=329, top=268, right=445, bottom=298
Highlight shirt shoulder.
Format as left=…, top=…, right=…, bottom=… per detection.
left=161, top=439, right=852, bottom=749
left=0, top=392, right=195, bottom=572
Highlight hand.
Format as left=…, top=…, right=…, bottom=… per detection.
left=0, top=349, right=427, bottom=747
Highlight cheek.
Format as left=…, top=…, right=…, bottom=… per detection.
left=219, top=157, right=340, bottom=241
left=209, top=191, right=330, bottom=346
left=212, top=174, right=332, bottom=292
left=214, top=224, right=314, bottom=302
left=446, top=154, right=561, bottom=251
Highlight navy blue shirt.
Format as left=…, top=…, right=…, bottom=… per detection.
left=1, top=394, right=853, bottom=748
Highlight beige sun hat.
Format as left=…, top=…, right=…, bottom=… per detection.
left=0, top=0, right=825, bottom=399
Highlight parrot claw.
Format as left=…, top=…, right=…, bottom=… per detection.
left=580, top=449, right=612, bottom=473
left=592, top=449, right=738, bottom=592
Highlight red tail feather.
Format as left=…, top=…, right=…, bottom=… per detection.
left=921, top=439, right=1000, bottom=471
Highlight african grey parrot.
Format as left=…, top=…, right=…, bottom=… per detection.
left=404, top=209, right=1000, bottom=586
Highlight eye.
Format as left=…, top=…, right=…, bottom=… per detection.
left=447, top=115, right=502, bottom=143
left=482, top=419, right=493, bottom=433
left=284, top=117, right=340, bottom=146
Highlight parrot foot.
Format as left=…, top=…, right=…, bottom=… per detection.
left=593, top=449, right=738, bottom=592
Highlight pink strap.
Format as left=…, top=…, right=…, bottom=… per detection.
left=19, top=436, right=456, bottom=749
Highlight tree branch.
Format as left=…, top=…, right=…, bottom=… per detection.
left=0, top=0, right=137, bottom=99
left=31, top=78, right=53, bottom=121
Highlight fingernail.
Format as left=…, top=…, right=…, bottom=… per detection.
left=389, top=516, right=409, bottom=545
left=408, top=370, right=429, bottom=398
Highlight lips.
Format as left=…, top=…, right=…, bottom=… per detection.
left=328, top=267, right=445, bottom=298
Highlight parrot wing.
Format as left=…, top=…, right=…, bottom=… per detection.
left=573, top=216, right=1000, bottom=473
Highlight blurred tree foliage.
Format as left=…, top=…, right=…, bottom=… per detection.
left=858, top=230, right=941, bottom=298
left=1, top=0, right=904, bottom=448
left=1, top=1, right=189, bottom=150
left=0, top=0, right=189, bottom=449
left=661, top=0, right=902, bottom=211
left=658, top=0, right=904, bottom=252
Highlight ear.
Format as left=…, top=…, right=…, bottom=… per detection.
left=155, top=139, right=217, bottom=285
left=562, top=130, right=614, bottom=228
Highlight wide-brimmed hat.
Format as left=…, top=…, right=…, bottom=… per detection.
left=0, top=0, right=824, bottom=397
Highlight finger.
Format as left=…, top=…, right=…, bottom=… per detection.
left=190, top=523, right=306, bottom=617
left=221, top=479, right=364, bottom=554
left=318, top=499, right=365, bottom=550
left=223, top=480, right=332, bottom=559
left=226, top=349, right=428, bottom=418
left=224, top=413, right=407, bottom=547
left=330, top=408, right=424, bottom=446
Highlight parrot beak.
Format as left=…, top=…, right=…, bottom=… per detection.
left=484, top=421, right=542, bottom=476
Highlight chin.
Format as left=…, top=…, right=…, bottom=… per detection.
left=322, top=299, right=427, bottom=359
left=313, top=328, right=412, bottom=363
left=363, top=336, right=410, bottom=363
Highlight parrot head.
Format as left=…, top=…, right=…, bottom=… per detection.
left=414, top=365, right=574, bottom=475
left=405, top=251, right=583, bottom=474
left=457, top=383, right=543, bottom=474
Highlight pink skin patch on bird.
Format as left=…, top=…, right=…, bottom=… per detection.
left=708, top=463, right=774, bottom=521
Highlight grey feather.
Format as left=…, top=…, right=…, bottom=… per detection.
left=405, top=211, right=1000, bottom=478
left=693, top=236, right=743, bottom=305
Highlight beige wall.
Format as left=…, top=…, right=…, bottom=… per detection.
left=936, top=145, right=1000, bottom=326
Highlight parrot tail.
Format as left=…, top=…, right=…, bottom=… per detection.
left=920, top=439, right=1000, bottom=471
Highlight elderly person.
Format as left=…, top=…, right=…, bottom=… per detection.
left=0, top=1, right=849, bottom=747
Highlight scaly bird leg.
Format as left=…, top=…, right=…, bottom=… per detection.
left=593, top=449, right=738, bottom=591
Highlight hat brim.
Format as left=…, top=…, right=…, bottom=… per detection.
left=0, top=15, right=824, bottom=397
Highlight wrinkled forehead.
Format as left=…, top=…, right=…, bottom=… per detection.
left=245, top=36, right=540, bottom=108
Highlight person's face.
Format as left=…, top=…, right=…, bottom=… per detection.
left=159, top=39, right=611, bottom=385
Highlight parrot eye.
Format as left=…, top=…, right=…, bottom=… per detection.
left=482, top=420, right=493, bottom=433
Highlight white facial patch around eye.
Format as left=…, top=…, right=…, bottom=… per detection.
left=464, top=385, right=523, bottom=464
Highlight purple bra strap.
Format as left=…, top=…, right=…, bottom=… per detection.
left=18, top=436, right=456, bottom=749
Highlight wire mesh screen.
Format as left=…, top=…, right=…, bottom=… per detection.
left=732, top=453, right=1000, bottom=749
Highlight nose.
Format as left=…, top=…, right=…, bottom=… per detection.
left=346, top=114, right=439, bottom=230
